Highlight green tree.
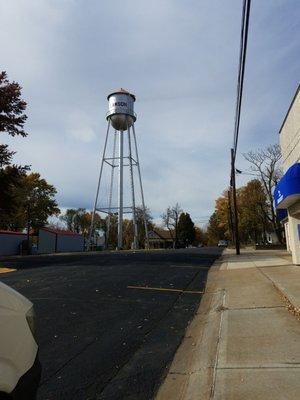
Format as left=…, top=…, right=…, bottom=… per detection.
left=60, top=209, right=77, bottom=231
left=0, top=72, right=32, bottom=229
left=20, top=173, right=59, bottom=232
left=121, top=206, right=153, bottom=249
left=206, top=211, right=226, bottom=246
left=0, top=71, right=28, bottom=138
left=0, top=144, right=15, bottom=168
left=73, top=208, right=92, bottom=236
left=1, top=172, right=59, bottom=231
left=0, top=165, right=28, bottom=229
left=238, top=179, right=271, bottom=244
left=105, top=213, right=118, bottom=249
left=177, top=212, right=196, bottom=246
left=0, top=72, right=59, bottom=234
left=123, top=218, right=133, bottom=250
left=65, top=208, right=88, bottom=234
left=60, top=208, right=103, bottom=237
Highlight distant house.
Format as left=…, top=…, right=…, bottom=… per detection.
left=38, top=228, right=84, bottom=254
left=0, top=230, right=27, bottom=256
left=148, top=229, right=174, bottom=249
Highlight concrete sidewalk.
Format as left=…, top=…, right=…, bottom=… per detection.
left=156, top=249, right=300, bottom=400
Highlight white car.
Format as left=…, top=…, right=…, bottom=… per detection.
left=0, top=282, right=41, bottom=399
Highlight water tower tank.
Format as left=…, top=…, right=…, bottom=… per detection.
left=106, top=89, right=136, bottom=131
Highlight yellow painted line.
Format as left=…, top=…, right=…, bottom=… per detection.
left=170, top=265, right=210, bottom=268
left=0, top=267, right=17, bottom=274
left=127, top=285, right=204, bottom=295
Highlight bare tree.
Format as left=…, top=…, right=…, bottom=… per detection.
left=162, top=203, right=182, bottom=248
left=243, top=144, right=282, bottom=242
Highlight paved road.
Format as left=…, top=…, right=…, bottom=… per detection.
left=0, top=248, right=221, bottom=400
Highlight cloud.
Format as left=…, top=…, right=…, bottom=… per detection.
left=65, top=111, right=97, bottom=143
left=1, top=0, right=300, bottom=225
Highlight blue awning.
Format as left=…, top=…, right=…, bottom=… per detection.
left=274, top=163, right=300, bottom=209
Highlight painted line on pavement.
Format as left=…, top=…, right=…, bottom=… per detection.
left=0, top=267, right=17, bottom=274
left=169, top=265, right=210, bottom=269
left=127, top=285, right=204, bottom=295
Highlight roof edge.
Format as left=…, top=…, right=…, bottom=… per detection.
left=279, top=84, right=300, bottom=134
left=40, top=227, right=82, bottom=236
left=0, top=230, right=27, bottom=236
left=107, top=89, right=136, bottom=101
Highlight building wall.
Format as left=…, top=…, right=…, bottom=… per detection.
left=38, top=230, right=84, bottom=253
left=38, top=230, right=56, bottom=254
left=56, top=235, right=84, bottom=253
left=279, top=86, right=300, bottom=264
left=0, top=232, right=27, bottom=256
left=280, top=87, right=300, bottom=172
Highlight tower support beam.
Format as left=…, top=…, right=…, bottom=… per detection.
left=88, top=120, right=111, bottom=250
left=118, top=130, right=124, bottom=249
left=128, top=126, right=138, bottom=249
left=106, top=130, right=117, bottom=248
left=132, top=124, right=149, bottom=249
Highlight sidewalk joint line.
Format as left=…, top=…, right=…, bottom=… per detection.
left=218, top=365, right=300, bottom=369
left=228, top=305, right=285, bottom=311
left=210, top=288, right=226, bottom=400
left=256, top=264, right=293, bottom=268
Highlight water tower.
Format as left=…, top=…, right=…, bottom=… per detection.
left=88, top=89, right=149, bottom=250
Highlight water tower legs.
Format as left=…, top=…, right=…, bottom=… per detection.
left=88, top=120, right=111, bottom=250
left=117, top=130, right=124, bottom=250
left=128, top=126, right=138, bottom=250
left=106, top=130, right=117, bottom=248
left=132, top=124, right=149, bottom=249
left=88, top=120, right=149, bottom=251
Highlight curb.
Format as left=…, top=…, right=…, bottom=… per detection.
left=0, top=248, right=170, bottom=262
left=155, top=258, right=225, bottom=400
left=258, top=268, right=300, bottom=320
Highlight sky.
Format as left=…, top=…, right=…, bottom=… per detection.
left=1, top=0, right=300, bottom=226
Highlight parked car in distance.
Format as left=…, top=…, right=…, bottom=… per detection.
left=0, top=282, right=41, bottom=399
left=218, top=240, right=228, bottom=247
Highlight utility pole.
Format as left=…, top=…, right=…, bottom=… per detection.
left=227, top=189, right=234, bottom=244
left=231, top=148, right=240, bottom=255
left=26, top=204, right=30, bottom=244
left=26, top=195, right=31, bottom=255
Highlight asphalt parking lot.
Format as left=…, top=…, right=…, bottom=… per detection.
left=0, top=248, right=221, bottom=400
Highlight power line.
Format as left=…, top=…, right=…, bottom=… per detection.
left=233, top=0, right=251, bottom=157
left=230, top=0, right=251, bottom=256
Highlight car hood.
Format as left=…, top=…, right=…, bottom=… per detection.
left=0, top=281, right=33, bottom=313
